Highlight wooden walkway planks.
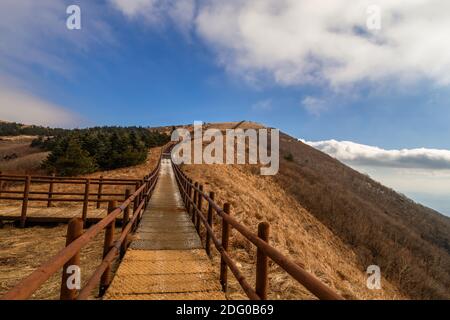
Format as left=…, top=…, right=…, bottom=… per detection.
left=104, top=159, right=225, bottom=300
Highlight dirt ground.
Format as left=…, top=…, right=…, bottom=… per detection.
left=0, top=147, right=162, bottom=299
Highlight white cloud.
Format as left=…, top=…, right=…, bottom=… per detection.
left=304, top=139, right=450, bottom=170
left=109, top=0, right=450, bottom=88
left=109, top=0, right=195, bottom=32
left=194, top=0, right=450, bottom=88
left=0, top=85, right=80, bottom=128
left=110, top=0, right=157, bottom=17
left=252, top=99, right=272, bottom=111
left=301, top=96, right=327, bottom=116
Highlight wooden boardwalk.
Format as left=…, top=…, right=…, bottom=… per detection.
left=104, top=158, right=225, bottom=300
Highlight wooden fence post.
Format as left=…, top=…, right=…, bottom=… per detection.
left=145, top=176, right=151, bottom=208
left=97, top=176, right=103, bottom=209
left=186, top=179, right=193, bottom=213
left=60, top=218, right=83, bottom=300
left=133, top=182, right=139, bottom=217
left=121, top=189, right=131, bottom=257
left=99, top=201, right=116, bottom=296
left=137, top=182, right=142, bottom=219
left=255, top=222, right=270, bottom=300
left=205, top=191, right=215, bottom=257
left=145, top=176, right=150, bottom=209
left=139, top=190, right=143, bottom=218
left=47, top=173, right=55, bottom=208
left=220, top=203, right=231, bottom=292
left=184, top=179, right=188, bottom=205
left=141, top=179, right=146, bottom=209
left=180, top=177, right=185, bottom=203
left=192, top=182, right=198, bottom=223
left=20, top=176, right=31, bottom=228
left=82, top=179, right=90, bottom=225
left=196, top=185, right=203, bottom=233
left=0, top=171, right=3, bottom=198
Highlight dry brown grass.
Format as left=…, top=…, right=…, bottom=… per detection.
left=0, top=152, right=49, bottom=175
left=0, top=224, right=111, bottom=299
left=0, top=136, right=47, bottom=175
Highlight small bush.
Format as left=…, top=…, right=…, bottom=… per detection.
left=284, top=152, right=294, bottom=162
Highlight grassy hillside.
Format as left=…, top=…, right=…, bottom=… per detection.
left=182, top=122, right=450, bottom=299
left=0, top=136, right=48, bottom=175
left=0, top=121, right=66, bottom=136
left=277, top=132, right=450, bottom=299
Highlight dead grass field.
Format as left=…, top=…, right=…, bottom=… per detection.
left=0, top=135, right=48, bottom=175
left=0, top=147, right=162, bottom=299
left=0, top=224, right=109, bottom=299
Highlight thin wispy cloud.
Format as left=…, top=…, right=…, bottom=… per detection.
left=301, top=97, right=327, bottom=116
left=252, top=99, right=272, bottom=111
left=109, top=0, right=195, bottom=33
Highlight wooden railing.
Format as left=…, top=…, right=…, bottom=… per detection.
left=1, top=155, right=162, bottom=300
left=172, top=162, right=344, bottom=300
left=0, top=171, right=143, bottom=227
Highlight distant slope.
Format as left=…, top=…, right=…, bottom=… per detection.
left=183, top=122, right=450, bottom=299
left=0, top=136, right=48, bottom=175
left=277, top=132, right=450, bottom=299
left=0, top=120, right=66, bottom=136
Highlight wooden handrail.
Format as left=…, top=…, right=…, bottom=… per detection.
left=0, top=168, right=160, bottom=227
left=1, top=150, right=163, bottom=300
left=0, top=174, right=142, bottom=182
left=172, top=162, right=344, bottom=301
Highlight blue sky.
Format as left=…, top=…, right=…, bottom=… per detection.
left=1, top=0, right=450, bottom=215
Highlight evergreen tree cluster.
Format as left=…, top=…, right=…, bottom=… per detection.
left=35, top=127, right=169, bottom=176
